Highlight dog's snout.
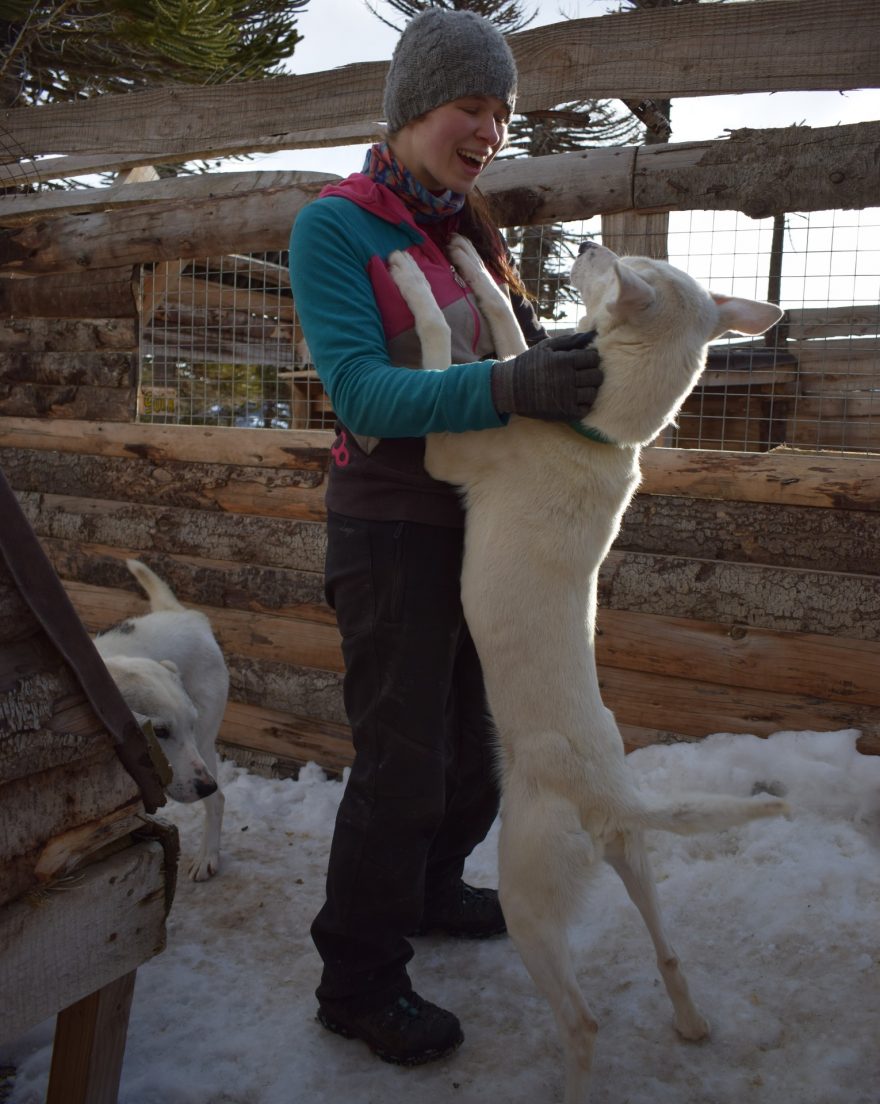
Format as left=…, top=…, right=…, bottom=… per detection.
left=195, top=778, right=218, bottom=799
left=578, top=240, right=599, bottom=255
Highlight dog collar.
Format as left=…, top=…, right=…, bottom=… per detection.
left=568, top=421, right=616, bottom=445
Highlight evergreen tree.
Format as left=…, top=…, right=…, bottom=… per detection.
left=0, top=0, right=307, bottom=108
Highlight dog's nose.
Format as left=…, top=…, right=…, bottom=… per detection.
left=195, top=778, right=218, bottom=799
left=578, top=240, right=599, bottom=255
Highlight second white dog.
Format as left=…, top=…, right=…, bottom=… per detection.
left=387, top=236, right=787, bottom=1103
left=95, top=559, right=229, bottom=881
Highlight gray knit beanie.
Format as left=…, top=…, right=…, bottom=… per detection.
left=383, top=8, right=518, bottom=134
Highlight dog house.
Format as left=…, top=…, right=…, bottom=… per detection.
left=0, top=468, right=175, bottom=1104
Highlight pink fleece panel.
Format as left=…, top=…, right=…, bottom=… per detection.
left=369, top=249, right=471, bottom=342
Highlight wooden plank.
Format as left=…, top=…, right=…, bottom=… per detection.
left=142, top=270, right=297, bottom=322
left=597, top=608, right=880, bottom=708
left=618, top=493, right=878, bottom=575
left=639, top=447, right=880, bottom=511
left=0, top=351, right=136, bottom=388
left=3, top=0, right=875, bottom=167
left=11, top=485, right=879, bottom=640
left=0, top=318, right=137, bottom=352
left=41, top=541, right=333, bottom=625
left=633, top=121, right=879, bottom=220
left=1, top=742, right=143, bottom=907
left=0, top=416, right=334, bottom=468
left=14, top=490, right=329, bottom=574
left=226, top=653, right=345, bottom=727
left=0, top=267, right=138, bottom=320
left=598, top=664, right=879, bottom=756
left=3, top=120, right=878, bottom=273
left=0, top=382, right=133, bottom=422
left=66, top=581, right=344, bottom=674
left=0, top=170, right=336, bottom=226
left=0, top=839, right=168, bottom=1041
left=0, top=178, right=329, bottom=275
left=787, top=417, right=880, bottom=452
left=219, top=700, right=352, bottom=777
left=47, top=971, right=137, bottom=1104
left=4, top=423, right=877, bottom=512
left=599, top=549, right=880, bottom=641
left=786, top=304, right=880, bottom=341
left=0, top=446, right=329, bottom=523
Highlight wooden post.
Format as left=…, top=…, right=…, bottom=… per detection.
left=46, top=970, right=138, bottom=1104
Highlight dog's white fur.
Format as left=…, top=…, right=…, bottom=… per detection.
left=387, top=236, right=787, bottom=1102
left=94, top=560, right=229, bottom=880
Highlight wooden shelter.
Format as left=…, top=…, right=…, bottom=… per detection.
left=0, top=0, right=878, bottom=811
left=0, top=467, right=175, bottom=1103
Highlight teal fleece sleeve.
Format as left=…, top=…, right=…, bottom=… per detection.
left=289, top=199, right=507, bottom=438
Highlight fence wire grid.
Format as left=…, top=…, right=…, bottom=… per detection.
left=139, top=206, right=880, bottom=455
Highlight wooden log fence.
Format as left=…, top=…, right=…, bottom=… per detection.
left=0, top=0, right=878, bottom=785
left=0, top=419, right=876, bottom=767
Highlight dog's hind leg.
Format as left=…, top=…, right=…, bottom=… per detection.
left=498, top=789, right=599, bottom=1104
left=604, top=831, right=710, bottom=1042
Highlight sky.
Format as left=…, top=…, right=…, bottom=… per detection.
left=3, top=727, right=878, bottom=1103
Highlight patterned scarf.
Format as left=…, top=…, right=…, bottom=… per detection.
left=362, top=142, right=466, bottom=225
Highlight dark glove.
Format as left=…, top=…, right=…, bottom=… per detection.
left=490, top=332, right=603, bottom=421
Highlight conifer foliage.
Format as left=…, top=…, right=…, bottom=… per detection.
left=0, top=0, right=307, bottom=107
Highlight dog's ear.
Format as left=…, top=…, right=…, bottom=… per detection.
left=710, top=293, right=784, bottom=337
left=610, top=263, right=656, bottom=319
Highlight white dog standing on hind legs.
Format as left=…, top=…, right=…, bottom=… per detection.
left=94, top=559, right=229, bottom=881
left=387, top=235, right=788, bottom=1103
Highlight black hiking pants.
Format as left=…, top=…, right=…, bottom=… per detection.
left=311, top=511, right=499, bottom=1012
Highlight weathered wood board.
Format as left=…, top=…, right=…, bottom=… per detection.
left=2, top=418, right=877, bottom=769
left=3, top=0, right=875, bottom=173
left=0, top=839, right=170, bottom=1042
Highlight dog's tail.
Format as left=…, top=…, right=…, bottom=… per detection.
left=632, top=792, right=789, bottom=836
left=126, top=559, right=186, bottom=613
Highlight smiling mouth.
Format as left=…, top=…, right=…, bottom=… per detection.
left=457, top=149, right=489, bottom=170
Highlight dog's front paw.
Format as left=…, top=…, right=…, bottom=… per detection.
left=447, top=234, right=485, bottom=282
left=387, top=249, right=421, bottom=282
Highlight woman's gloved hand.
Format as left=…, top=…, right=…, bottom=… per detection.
left=490, top=332, right=603, bottom=421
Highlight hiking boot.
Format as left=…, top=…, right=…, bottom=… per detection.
left=317, top=991, right=464, bottom=1066
left=416, top=881, right=507, bottom=939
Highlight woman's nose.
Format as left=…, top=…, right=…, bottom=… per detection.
left=475, top=114, right=502, bottom=145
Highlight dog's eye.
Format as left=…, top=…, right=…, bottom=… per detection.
left=153, top=725, right=171, bottom=741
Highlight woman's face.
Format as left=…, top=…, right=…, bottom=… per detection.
left=389, top=94, right=510, bottom=194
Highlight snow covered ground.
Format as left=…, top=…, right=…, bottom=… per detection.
left=4, top=728, right=878, bottom=1104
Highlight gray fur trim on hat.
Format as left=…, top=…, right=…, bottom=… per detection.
left=383, top=8, right=518, bottom=134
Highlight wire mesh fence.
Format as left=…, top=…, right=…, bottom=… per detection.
left=138, top=206, right=880, bottom=454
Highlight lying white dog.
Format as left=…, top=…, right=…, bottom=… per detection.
left=387, top=237, right=787, bottom=1103
left=95, top=559, right=229, bottom=881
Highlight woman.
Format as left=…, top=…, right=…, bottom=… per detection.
left=289, top=7, right=602, bottom=1067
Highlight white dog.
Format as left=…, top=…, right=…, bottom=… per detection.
left=387, top=237, right=787, bottom=1103
left=95, top=559, right=229, bottom=881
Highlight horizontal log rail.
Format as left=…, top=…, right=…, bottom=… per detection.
left=1, top=122, right=876, bottom=273
left=2, top=0, right=875, bottom=171
left=2, top=417, right=877, bottom=508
